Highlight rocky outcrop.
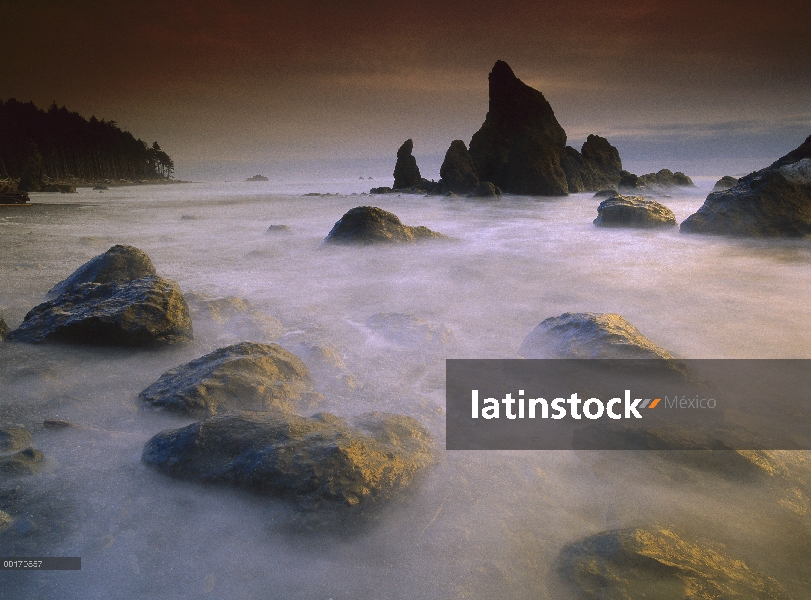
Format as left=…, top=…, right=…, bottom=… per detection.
left=0, top=315, right=9, bottom=341
left=594, top=194, right=676, bottom=228
left=9, top=275, right=192, bottom=347
left=246, top=174, right=268, bottom=181
left=559, top=527, right=788, bottom=600
left=323, top=206, right=446, bottom=245
left=440, top=140, right=479, bottom=194
left=46, top=244, right=156, bottom=300
left=561, top=135, right=623, bottom=192
left=468, top=61, right=569, bottom=196
left=142, top=411, right=435, bottom=508
left=0, top=182, right=30, bottom=204
left=139, top=342, right=319, bottom=416
left=682, top=137, right=811, bottom=236
left=638, top=169, right=695, bottom=188
left=519, top=312, right=673, bottom=359
left=392, top=139, right=421, bottom=189
left=712, top=175, right=738, bottom=191
left=466, top=182, right=502, bottom=198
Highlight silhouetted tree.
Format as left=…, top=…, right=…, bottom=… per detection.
left=18, top=142, right=45, bottom=191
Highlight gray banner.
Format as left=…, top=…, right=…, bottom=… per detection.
left=1, top=557, right=82, bottom=570
left=446, top=359, right=811, bottom=450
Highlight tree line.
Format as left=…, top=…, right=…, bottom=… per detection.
left=0, top=98, right=174, bottom=188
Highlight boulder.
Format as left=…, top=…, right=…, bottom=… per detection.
left=9, top=276, right=192, bottom=347
left=142, top=411, right=435, bottom=508
left=466, top=182, right=503, bottom=198
left=0, top=447, right=44, bottom=476
left=246, top=174, right=269, bottom=181
left=0, top=183, right=30, bottom=204
left=712, top=175, right=738, bottom=191
left=637, top=169, right=695, bottom=188
left=139, top=342, right=319, bottom=416
left=46, top=244, right=156, bottom=300
left=519, top=312, right=673, bottom=359
left=0, top=427, right=31, bottom=452
left=468, top=61, right=569, bottom=196
left=594, top=194, right=676, bottom=228
left=0, top=315, right=9, bottom=340
left=369, top=186, right=393, bottom=194
left=559, top=527, right=788, bottom=600
left=392, top=139, right=421, bottom=189
left=323, top=206, right=446, bottom=245
left=440, top=140, right=479, bottom=194
left=266, top=224, right=291, bottom=234
left=682, top=140, right=811, bottom=236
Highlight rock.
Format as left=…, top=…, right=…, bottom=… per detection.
left=593, top=189, right=617, bottom=198
left=277, top=332, right=360, bottom=394
left=142, top=411, right=435, bottom=508
left=0, top=447, right=44, bottom=476
left=366, top=313, right=456, bottom=350
left=519, top=312, right=673, bottom=359
left=0, top=427, right=31, bottom=452
left=40, top=184, right=76, bottom=193
left=618, top=170, right=642, bottom=192
left=0, top=510, right=12, bottom=531
left=46, top=244, right=157, bottom=300
left=369, top=186, right=393, bottom=194
left=466, top=182, right=503, bottom=198
left=92, top=185, right=109, bottom=190
left=139, top=342, right=319, bottom=416
left=184, top=291, right=283, bottom=343
left=266, top=224, right=291, bottom=234
left=9, top=276, right=192, bottom=347
left=323, top=206, right=446, bottom=245
left=392, top=139, right=421, bottom=189
left=594, top=194, right=677, bottom=228
left=0, top=182, right=30, bottom=204
left=682, top=139, right=811, bottom=236
left=637, top=169, right=695, bottom=188
left=712, top=175, right=738, bottom=191
left=469, top=60, right=569, bottom=196
left=559, top=527, right=788, bottom=600
left=440, top=140, right=479, bottom=194
left=245, top=174, right=269, bottom=182
left=561, top=135, right=623, bottom=192
left=0, top=315, right=9, bottom=340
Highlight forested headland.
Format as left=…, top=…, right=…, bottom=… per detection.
left=0, top=99, right=176, bottom=191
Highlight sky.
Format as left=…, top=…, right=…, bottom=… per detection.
left=2, top=0, right=810, bottom=180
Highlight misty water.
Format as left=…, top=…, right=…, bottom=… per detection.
left=2, top=178, right=811, bottom=598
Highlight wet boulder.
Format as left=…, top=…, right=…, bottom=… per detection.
left=466, top=182, right=503, bottom=198
left=519, top=312, right=673, bottom=359
left=139, top=342, right=319, bottom=416
left=392, top=139, right=421, bottom=189
left=9, top=276, right=192, bottom=347
left=559, top=527, right=788, bottom=600
left=323, top=206, right=446, bottom=245
left=440, top=140, right=479, bottom=194
left=46, top=244, right=156, bottom=300
left=681, top=148, right=811, bottom=236
left=712, top=175, right=738, bottom=191
left=142, top=411, right=435, bottom=508
left=594, top=194, right=676, bottom=228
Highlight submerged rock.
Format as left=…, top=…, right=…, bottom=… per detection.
left=466, top=182, right=503, bottom=198
left=323, top=206, right=446, bottom=245
left=245, top=174, right=268, bottom=181
left=0, top=447, right=44, bottom=476
left=10, top=276, right=192, bottom=347
left=0, top=315, right=9, bottom=341
left=0, top=427, right=31, bottom=452
left=392, top=139, right=421, bottom=189
left=559, top=527, right=788, bottom=600
left=594, top=194, right=677, bottom=228
left=46, top=244, right=156, bottom=300
left=440, top=140, right=479, bottom=195
left=139, top=342, right=319, bottom=416
left=682, top=138, right=811, bottom=236
left=712, top=175, right=738, bottom=191
left=142, top=411, right=435, bottom=508
left=519, top=312, right=673, bottom=359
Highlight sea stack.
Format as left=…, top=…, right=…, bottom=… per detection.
left=393, top=139, right=421, bottom=189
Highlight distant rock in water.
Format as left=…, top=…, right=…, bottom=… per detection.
left=559, top=527, right=788, bottom=600
left=466, top=182, right=502, bottom=198
left=46, top=244, right=156, bottom=300
left=10, top=276, right=192, bottom=347
left=620, top=169, right=694, bottom=192
left=0, top=315, right=9, bottom=341
left=323, top=206, right=446, bottom=245
left=142, top=411, right=435, bottom=509
left=712, top=175, right=738, bottom=191
left=139, top=342, right=319, bottom=417
left=440, top=140, right=479, bottom=194
left=519, top=312, right=673, bottom=359
left=593, top=189, right=617, bottom=198
left=266, top=224, right=291, bottom=234
left=594, top=194, right=676, bottom=228
left=40, top=183, right=76, bottom=193
left=369, top=186, right=393, bottom=194
left=246, top=174, right=269, bottom=182
left=0, top=183, right=30, bottom=204
left=682, top=136, right=811, bottom=236
left=393, top=139, right=421, bottom=189
left=561, top=134, right=623, bottom=192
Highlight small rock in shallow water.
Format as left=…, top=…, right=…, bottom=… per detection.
left=594, top=194, right=676, bottom=228
left=323, top=206, right=446, bottom=245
